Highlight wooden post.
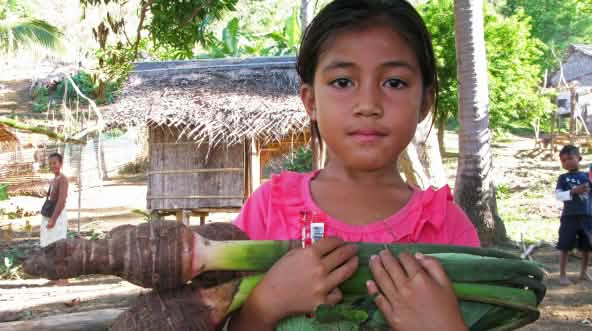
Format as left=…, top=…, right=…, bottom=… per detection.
left=550, top=110, right=556, bottom=153
left=243, top=140, right=250, bottom=200
left=570, top=86, right=577, bottom=144
left=183, top=209, right=191, bottom=226
left=248, top=138, right=260, bottom=194
left=175, top=210, right=191, bottom=226
left=77, top=147, right=82, bottom=234
left=150, top=210, right=161, bottom=222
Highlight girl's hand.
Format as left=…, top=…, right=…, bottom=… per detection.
left=46, top=219, right=56, bottom=229
left=367, top=250, right=468, bottom=331
left=243, top=237, right=359, bottom=328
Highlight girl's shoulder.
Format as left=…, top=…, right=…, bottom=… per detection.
left=233, top=171, right=318, bottom=240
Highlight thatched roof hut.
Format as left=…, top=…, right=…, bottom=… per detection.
left=550, top=44, right=592, bottom=88
left=0, top=124, right=18, bottom=152
left=106, top=56, right=308, bottom=146
left=106, top=56, right=311, bottom=221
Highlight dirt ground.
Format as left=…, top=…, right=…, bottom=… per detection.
left=1, top=133, right=591, bottom=330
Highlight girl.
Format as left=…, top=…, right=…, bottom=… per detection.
left=231, top=0, right=479, bottom=330
left=41, top=152, right=69, bottom=248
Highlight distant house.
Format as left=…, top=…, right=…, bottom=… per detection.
left=548, top=44, right=592, bottom=139
left=106, top=56, right=311, bottom=222
left=549, top=44, right=592, bottom=88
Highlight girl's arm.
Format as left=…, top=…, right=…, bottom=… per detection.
left=48, top=177, right=68, bottom=227
left=367, top=249, right=467, bottom=331
left=229, top=237, right=359, bottom=331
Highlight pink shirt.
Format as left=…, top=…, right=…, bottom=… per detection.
left=234, top=171, right=480, bottom=246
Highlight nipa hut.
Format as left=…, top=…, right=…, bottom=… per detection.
left=545, top=45, right=592, bottom=149
left=549, top=44, right=592, bottom=88
left=106, top=56, right=312, bottom=224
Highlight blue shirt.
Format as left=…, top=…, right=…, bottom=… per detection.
left=556, top=171, right=591, bottom=216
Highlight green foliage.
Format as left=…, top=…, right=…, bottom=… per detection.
left=102, top=128, right=126, bottom=138
left=94, top=43, right=134, bottom=92
left=149, top=0, right=238, bottom=56
left=420, top=0, right=549, bottom=132
left=0, top=0, right=63, bottom=54
left=263, top=8, right=301, bottom=56
left=32, top=86, right=50, bottom=113
left=118, top=157, right=148, bottom=175
left=202, top=8, right=301, bottom=58
left=32, top=70, right=118, bottom=113
left=56, top=71, right=95, bottom=102
left=132, top=209, right=151, bottom=222
left=0, top=247, right=24, bottom=280
left=284, top=147, right=312, bottom=173
left=501, top=0, right=592, bottom=70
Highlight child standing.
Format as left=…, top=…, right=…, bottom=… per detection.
left=554, top=144, right=592, bottom=285
left=231, top=0, right=478, bottom=330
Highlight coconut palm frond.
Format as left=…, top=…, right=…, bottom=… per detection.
left=0, top=17, right=62, bottom=54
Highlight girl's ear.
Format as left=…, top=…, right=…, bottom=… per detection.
left=419, top=87, right=435, bottom=123
left=300, top=83, right=316, bottom=120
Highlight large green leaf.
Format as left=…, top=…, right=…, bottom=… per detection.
left=222, top=17, right=240, bottom=56
left=284, top=8, right=300, bottom=50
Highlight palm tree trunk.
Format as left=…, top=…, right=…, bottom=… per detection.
left=399, top=112, right=447, bottom=189
left=453, top=0, right=506, bottom=245
left=300, top=0, right=314, bottom=30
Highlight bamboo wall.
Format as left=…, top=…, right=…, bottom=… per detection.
left=147, top=127, right=245, bottom=210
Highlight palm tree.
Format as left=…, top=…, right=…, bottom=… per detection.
left=0, top=0, right=62, bottom=54
left=453, top=0, right=506, bottom=245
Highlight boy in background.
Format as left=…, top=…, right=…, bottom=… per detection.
left=555, top=145, right=592, bottom=285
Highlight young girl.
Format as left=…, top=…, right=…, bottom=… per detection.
left=231, top=0, right=479, bottom=330
left=41, top=152, right=69, bottom=248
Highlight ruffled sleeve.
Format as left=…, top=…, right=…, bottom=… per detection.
left=233, top=171, right=311, bottom=240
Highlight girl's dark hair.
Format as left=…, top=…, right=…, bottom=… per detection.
left=297, top=0, right=438, bottom=102
left=49, top=152, right=63, bottom=163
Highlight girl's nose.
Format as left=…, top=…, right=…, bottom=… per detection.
left=354, top=83, right=383, bottom=117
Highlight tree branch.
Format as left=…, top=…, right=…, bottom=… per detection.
left=0, top=118, right=85, bottom=144
left=133, top=0, right=155, bottom=59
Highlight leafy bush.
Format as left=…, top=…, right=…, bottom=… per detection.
left=103, top=128, right=126, bottom=139
left=56, top=71, right=95, bottom=102
left=118, top=157, right=148, bottom=175
left=284, top=147, right=312, bottom=173
left=31, top=86, right=51, bottom=113
left=31, top=70, right=119, bottom=113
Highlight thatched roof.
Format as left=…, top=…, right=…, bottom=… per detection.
left=0, top=124, right=18, bottom=151
left=106, top=56, right=309, bottom=146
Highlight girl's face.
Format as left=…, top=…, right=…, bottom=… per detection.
left=49, top=157, right=62, bottom=175
left=300, top=24, right=432, bottom=171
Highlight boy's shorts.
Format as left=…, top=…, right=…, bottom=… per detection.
left=557, top=215, right=592, bottom=251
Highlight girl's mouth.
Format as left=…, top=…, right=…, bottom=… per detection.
left=349, top=129, right=387, bottom=143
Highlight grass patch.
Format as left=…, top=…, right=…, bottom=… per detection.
left=502, top=215, right=558, bottom=245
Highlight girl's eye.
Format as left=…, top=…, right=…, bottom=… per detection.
left=330, top=78, right=353, bottom=89
left=384, top=78, right=407, bottom=89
